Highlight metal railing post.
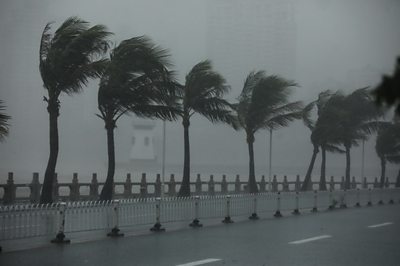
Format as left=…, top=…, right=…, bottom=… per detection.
left=328, top=189, right=335, bottom=210
left=389, top=188, right=394, bottom=204
left=274, top=192, right=282, bottom=217
left=340, top=189, right=347, bottom=208
left=378, top=188, right=384, bottom=205
left=292, top=191, right=300, bottom=215
left=222, top=195, right=233, bottom=223
left=311, top=190, right=318, bottom=212
left=355, top=188, right=361, bottom=207
left=190, top=196, right=203, bottom=227
left=51, top=202, right=70, bottom=244
left=150, top=197, right=165, bottom=232
left=367, top=188, right=372, bottom=206
left=249, top=194, right=259, bottom=220
left=107, top=200, right=123, bottom=237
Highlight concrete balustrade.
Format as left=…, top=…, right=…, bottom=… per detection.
left=0, top=172, right=398, bottom=204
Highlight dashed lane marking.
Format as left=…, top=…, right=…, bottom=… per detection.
left=367, top=222, right=393, bottom=228
left=289, top=235, right=332, bottom=244
left=176, top=258, right=221, bottom=266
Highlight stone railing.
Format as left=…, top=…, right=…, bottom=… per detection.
left=0, top=172, right=395, bottom=204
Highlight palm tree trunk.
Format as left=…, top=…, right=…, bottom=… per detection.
left=319, top=145, right=327, bottom=191
left=100, top=120, right=116, bottom=201
left=247, top=132, right=258, bottom=193
left=40, top=99, right=59, bottom=204
left=301, top=144, right=319, bottom=191
left=178, top=117, right=191, bottom=197
left=379, top=156, right=386, bottom=188
left=345, top=145, right=351, bottom=190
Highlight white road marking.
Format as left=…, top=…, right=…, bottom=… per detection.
left=176, top=258, right=221, bottom=266
left=289, top=235, right=332, bottom=244
left=367, top=222, right=393, bottom=228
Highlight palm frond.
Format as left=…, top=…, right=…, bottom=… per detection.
left=324, top=144, right=345, bottom=154
left=181, top=60, right=233, bottom=127
left=376, top=122, right=400, bottom=162
left=40, top=16, right=112, bottom=96
left=0, top=100, right=11, bottom=141
left=185, top=60, right=229, bottom=104
left=238, top=70, right=266, bottom=102
left=262, top=110, right=303, bottom=131
left=387, top=154, right=400, bottom=164
left=98, top=35, right=180, bottom=123
left=234, top=71, right=300, bottom=134
left=191, top=97, right=237, bottom=128
left=302, top=100, right=316, bottom=130
left=64, top=59, right=109, bottom=95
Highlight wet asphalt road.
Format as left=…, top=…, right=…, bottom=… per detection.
left=1, top=204, right=399, bottom=266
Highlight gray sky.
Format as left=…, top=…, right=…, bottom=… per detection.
left=0, top=0, right=399, bottom=182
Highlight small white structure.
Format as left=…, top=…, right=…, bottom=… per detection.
left=130, top=118, right=157, bottom=162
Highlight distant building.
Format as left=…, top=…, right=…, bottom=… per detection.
left=206, top=0, right=296, bottom=92
left=129, top=119, right=157, bottom=162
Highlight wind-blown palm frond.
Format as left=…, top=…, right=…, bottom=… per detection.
left=235, top=72, right=301, bottom=133
left=376, top=122, right=400, bottom=160
left=262, top=109, right=303, bottom=131
left=302, top=101, right=316, bottom=130
left=183, top=60, right=232, bottom=118
left=97, top=36, right=179, bottom=124
left=324, top=144, right=345, bottom=154
left=374, top=57, right=400, bottom=114
left=40, top=17, right=112, bottom=96
left=0, top=100, right=11, bottom=141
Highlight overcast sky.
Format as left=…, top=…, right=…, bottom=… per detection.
left=0, top=0, right=399, bottom=183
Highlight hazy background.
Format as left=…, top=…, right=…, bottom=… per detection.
left=0, top=0, right=399, bottom=183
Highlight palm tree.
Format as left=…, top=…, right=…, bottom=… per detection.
left=333, top=88, right=382, bottom=189
left=375, top=122, right=400, bottom=188
left=0, top=100, right=11, bottom=141
left=300, top=91, right=331, bottom=191
left=234, top=71, right=303, bottom=193
left=39, top=17, right=111, bottom=203
left=97, top=36, right=179, bottom=201
left=177, top=60, right=235, bottom=197
left=303, top=92, right=345, bottom=191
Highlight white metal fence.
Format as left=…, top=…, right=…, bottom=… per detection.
left=1, top=188, right=399, bottom=243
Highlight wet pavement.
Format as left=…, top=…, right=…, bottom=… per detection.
left=1, top=204, right=399, bottom=265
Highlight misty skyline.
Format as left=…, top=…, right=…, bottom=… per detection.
left=0, top=0, right=399, bottom=182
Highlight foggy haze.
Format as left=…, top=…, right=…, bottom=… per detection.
left=0, top=0, right=399, bottom=183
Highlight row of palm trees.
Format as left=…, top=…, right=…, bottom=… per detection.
left=37, top=17, right=309, bottom=203
left=1, top=17, right=398, bottom=203
left=301, top=88, right=400, bottom=191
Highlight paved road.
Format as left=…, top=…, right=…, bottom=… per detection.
left=1, top=204, right=399, bottom=266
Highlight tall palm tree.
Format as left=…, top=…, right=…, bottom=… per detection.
left=0, top=100, right=11, bottom=141
left=375, top=122, right=400, bottom=188
left=234, top=71, right=303, bottom=193
left=177, top=60, right=235, bottom=197
left=39, top=17, right=111, bottom=203
left=333, top=88, right=382, bottom=189
left=97, top=36, right=179, bottom=201
left=300, top=91, right=331, bottom=191
left=306, top=92, right=345, bottom=191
